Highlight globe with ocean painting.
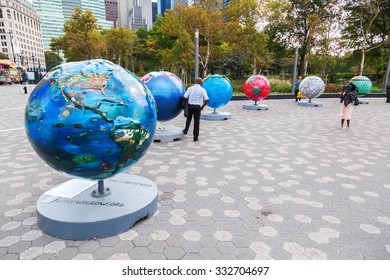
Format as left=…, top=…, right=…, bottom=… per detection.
left=141, top=71, right=186, bottom=121
left=25, top=59, right=157, bottom=180
left=202, top=74, right=233, bottom=108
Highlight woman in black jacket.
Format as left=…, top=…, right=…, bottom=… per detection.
left=339, top=83, right=358, bottom=130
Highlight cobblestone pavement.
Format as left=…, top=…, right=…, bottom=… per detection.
left=0, top=84, right=389, bottom=260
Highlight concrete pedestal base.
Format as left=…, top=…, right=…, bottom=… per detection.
left=243, top=104, right=269, bottom=111
left=37, top=173, right=158, bottom=240
left=201, top=111, right=231, bottom=121
left=153, top=126, right=185, bottom=142
left=359, top=98, right=369, bottom=104
left=297, top=101, right=322, bottom=107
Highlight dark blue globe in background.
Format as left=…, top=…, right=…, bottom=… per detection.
left=25, top=59, right=157, bottom=180
left=202, top=75, right=233, bottom=109
left=141, top=71, right=186, bottom=122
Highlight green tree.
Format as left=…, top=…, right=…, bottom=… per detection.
left=134, top=27, right=160, bottom=75
left=50, top=7, right=104, bottom=61
left=157, top=2, right=224, bottom=77
left=223, top=0, right=270, bottom=75
left=0, top=53, right=8, bottom=59
left=104, top=26, right=137, bottom=69
left=342, top=0, right=389, bottom=76
left=163, top=30, right=194, bottom=85
left=263, top=0, right=340, bottom=76
left=44, top=51, right=63, bottom=71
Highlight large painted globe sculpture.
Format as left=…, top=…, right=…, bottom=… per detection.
left=299, top=76, right=325, bottom=101
left=25, top=59, right=157, bottom=180
left=202, top=75, right=233, bottom=108
left=141, top=71, right=186, bottom=121
left=243, top=75, right=271, bottom=102
left=350, top=76, right=372, bottom=95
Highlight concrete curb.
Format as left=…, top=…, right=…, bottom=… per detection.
left=232, top=93, right=387, bottom=101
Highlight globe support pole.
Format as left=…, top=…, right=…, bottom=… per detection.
left=91, top=180, right=111, bottom=197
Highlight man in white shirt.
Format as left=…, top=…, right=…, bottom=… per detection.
left=182, top=78, right=209, bottom=141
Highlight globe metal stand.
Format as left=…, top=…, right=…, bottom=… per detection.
left=297, top=99, right=322, bottom=107
left=243, top=100, right=269, bottom=111
left=153, top=125, right=185, bottom=142
left=201, top=108, right=231, bottom=120
left=91, top=180, right=111, bottom=197
left=36, top=173, right=158, bottom=240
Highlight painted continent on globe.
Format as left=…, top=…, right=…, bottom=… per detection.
left=25, top=60, right=157, bottom=180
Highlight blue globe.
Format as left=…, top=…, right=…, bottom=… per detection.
left=25, top=59, right=157, bottom=180
left=202, top=75, right=233, bottom=109
left=141, top=71, right=186, bottom=121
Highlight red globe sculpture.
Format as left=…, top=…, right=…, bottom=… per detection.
left=243, top=75, right=271, bottom=102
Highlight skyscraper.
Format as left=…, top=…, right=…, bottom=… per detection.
left=33, top=0, right=113, bottom=51
left=173, top=0, right=198, bottom=6
left=32, top=0, right=65, bottom=51
left=118, top=0, right=153, bottom=30
left=0, top=0, right=46, bottom=70
left=152, top=1, right=157, bottom=23
left=157, top=0, right=173, bottom=16
left=105, top=0, right=118, bottom=26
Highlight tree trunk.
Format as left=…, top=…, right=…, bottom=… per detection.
left=359, top=47, right=365, bottom=76
left=298, top=52, right=305, bottom=77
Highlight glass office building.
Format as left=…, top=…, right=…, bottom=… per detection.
left=33, top=0, right=113, bottom=51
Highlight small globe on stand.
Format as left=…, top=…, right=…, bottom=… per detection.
left=242, top=75, right=271, bottom=111
left=350, top=75, right=372, bottom=104
left=297, top=76, right=325, bottom=107
left=141, top=71, right=186, bottom=142
left=201, top=74, right=233, bottom=120
left=25, top=59, right=159, bottom=240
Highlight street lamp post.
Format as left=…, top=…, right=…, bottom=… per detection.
left=31, top=54, right=36, bottom=84
left=291, top=47, right=299, bottom=95
left=195, top=29, right=199, bottom=80
left=8, top=30, right=16, bottom=63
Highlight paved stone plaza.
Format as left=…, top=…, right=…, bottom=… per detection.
left=0, top=84, right=389, bottom=260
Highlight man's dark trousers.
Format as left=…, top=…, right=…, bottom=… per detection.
left=184, top=104, right=201, bottom=140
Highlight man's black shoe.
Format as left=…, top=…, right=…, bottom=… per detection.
left=182, top=130, right=187, bottom=135
left=194, top=138, right=199, bottom=142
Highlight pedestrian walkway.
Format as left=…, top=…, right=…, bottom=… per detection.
left=0, top=84, right=389, bottom=260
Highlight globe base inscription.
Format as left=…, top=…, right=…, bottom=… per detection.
left=153, top=125, right=185, bottom=142
left=37, top=173, right=157, bottom=240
